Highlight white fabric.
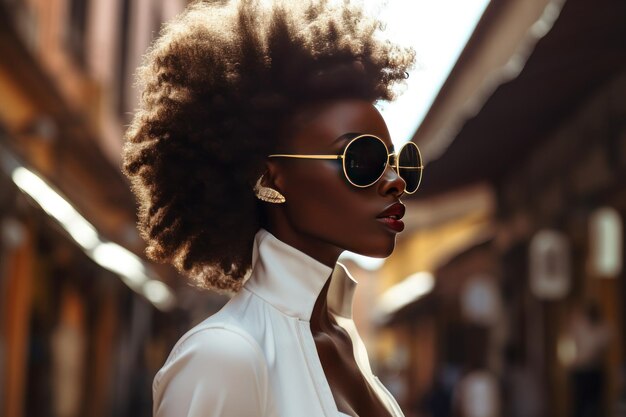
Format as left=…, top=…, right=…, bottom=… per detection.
left=153, top=228, right=405, bottom=417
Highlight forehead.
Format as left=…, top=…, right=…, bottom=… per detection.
left=285, top=99, right=392, bottom=152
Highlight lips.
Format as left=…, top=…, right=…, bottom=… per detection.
left=376, top=202, right=406, bottom=233
left=376, top=202, right=406, bottom=220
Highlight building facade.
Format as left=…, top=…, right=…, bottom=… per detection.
left=0, top=1, right=228, bottom=417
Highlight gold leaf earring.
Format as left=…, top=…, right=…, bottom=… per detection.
left=254, top=173, right=286, bottom=204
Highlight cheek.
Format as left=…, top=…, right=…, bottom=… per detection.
left=281, top=163, right=396, bottom=256
left=283, top=163, right=362, bottom=229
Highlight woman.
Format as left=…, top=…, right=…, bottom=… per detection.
left=122, top=0, right=419, bottom=416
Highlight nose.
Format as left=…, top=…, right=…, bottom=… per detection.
left=377, top=164, right=405, bottom=198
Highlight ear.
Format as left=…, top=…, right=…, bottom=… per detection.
left=261, top=160, right=286, bottom=192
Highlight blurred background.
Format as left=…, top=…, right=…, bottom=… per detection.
left=0, top=0, right=625, bottom=416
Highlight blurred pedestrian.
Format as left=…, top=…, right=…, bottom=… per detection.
left=422, top=362, right=461, bottom=417
left=501, top=343, right=542, bottom=417
left=566, top=301, right=612, bottom=417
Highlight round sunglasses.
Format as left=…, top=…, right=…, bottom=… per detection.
left=268, top=134, right=424, bottom=194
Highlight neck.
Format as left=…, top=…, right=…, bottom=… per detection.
left=264, top=223, right=343, bottom=269
left=263, top=224, right=341, bottom=326
left=310, top=276, right=336, bottom=331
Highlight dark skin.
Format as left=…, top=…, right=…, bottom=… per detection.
left=261, top=99, right=406, bottom=417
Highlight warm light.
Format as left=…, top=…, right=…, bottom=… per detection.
left=461, top=275, right=501, bottom=326
left=143, top=280, right=176, bottom=311
left=1, top=217, right=27, bottom=248
left=91, top=242, right=149, bottom=287
left=529, top=229, right=571, bottom=300
left=376, top=271, right=435, bottom=316
left=65, top=219, right=101, bottom=250
left=2, top=135, right=177, bottom=311
left=589, top=207, right=623, bottom=278
left=557, top=336, right=577, bottom=366
left=529, top=2, right=561, bottom=38
left=12, top=167, right=100, bottom=249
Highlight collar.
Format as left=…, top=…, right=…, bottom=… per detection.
left=244, top=228, right=358, bottom=321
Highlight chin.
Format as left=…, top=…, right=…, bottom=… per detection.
left=352, top=236, right=396, bottom=258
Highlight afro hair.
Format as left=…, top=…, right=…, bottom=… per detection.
left=122, top=0, right=415, bottom=292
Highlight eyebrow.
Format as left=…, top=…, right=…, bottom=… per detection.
left=333, top=132, right=359, bottom=144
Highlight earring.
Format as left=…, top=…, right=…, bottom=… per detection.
left=253, top=173, right=286, bottom=204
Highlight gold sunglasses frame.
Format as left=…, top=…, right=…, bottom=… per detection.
left=268, top=134, right=424, bottom=194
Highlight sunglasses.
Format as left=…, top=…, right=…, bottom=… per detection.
left=268, top=134, right=424, bottom=194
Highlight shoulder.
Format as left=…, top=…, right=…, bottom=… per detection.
left=155, top=324, right=266, bottom=388
left=180, top=322, right=263, bottom=358
left=153, top=324, right=270, bottom=416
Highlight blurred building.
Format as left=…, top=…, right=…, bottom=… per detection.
left=377, top=0, right=626, bottom=416
left=0, top=1, right=229, bottom=417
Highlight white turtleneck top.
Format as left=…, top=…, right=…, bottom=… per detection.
left=153, top=228, right=405, bottom=417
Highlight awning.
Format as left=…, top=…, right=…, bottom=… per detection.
left=411, top=0, right=626, bottom=198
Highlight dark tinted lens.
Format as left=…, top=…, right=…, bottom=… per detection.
left=344, top=135, right=388, bottom=186
left=398, top=142, right=422, bottom=193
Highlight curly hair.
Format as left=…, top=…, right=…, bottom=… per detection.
left=122, top=0, right=415, bottom=292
